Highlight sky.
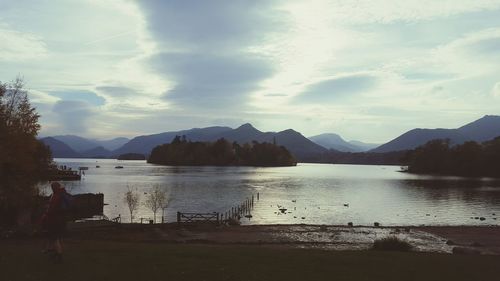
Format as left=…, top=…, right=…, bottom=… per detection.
left=1, top=0, right=500, bottom=143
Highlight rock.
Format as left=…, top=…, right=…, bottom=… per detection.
left=452, top=247, right=481, bottom=255
left=479, top=217, right=486, bottom=221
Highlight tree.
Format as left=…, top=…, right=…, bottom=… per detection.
left=123, top=186, right=140, bottom=223
left=0, top=77, right=52, bottom=226
left=144, top=184, right=167, bottom=223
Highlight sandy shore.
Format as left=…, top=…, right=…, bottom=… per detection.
left=50, top=221, right=498, bottom=255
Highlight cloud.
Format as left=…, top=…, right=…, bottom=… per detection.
left=137, top=0, right=286, bottom=52
left=151, top=52, right=274, bottom=109
left=320, top=0, right=500, bottom=24
left=493, top=82, right=500, bottom=98
left=0, top=24, right=47, bottom=61
left=294, top=74, right=377, bottom=103
left=52, top=100, right=95, bottom=134
left=50, top=90, right=105, bottom=106
left=96, top=86, right=137, bottom=98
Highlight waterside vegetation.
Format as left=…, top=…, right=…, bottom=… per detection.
left=404, top=137, right=500, bottom=178
left=148, top=136, right=297, bottom=167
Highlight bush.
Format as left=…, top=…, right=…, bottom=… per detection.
left=372, top=236, right=413, bottom=252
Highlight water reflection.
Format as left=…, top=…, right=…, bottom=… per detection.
left=46, top=159, right=500, bottom=226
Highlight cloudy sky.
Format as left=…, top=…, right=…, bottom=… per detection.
left=1, top=0, right=500, bottom=143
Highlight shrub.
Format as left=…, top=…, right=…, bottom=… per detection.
left=372, top=236, right=413, bottom=252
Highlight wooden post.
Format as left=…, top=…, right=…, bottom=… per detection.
left=177, top=212, right=181, bottom=224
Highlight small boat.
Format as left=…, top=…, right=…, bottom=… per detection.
left=115, top=166, right=124, bottom=169
left=279, top=208, right=287, bottom=213
left=96, top=165, right=100, bottom=168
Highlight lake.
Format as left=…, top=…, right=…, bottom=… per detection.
left=45, top=158, right=500, bottom=226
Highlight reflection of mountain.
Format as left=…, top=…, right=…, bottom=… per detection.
left=372, top=115, right=500, bottom=152
left=40, top=137, right=81, bottom=158
left=309, top=133, right=378, bottom=152
left=113, top=123, right=326, bottom=161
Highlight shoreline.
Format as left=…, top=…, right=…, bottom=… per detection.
left=23, top=221, right=498, bottom=255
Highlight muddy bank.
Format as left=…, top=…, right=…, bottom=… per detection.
left=416, top=226, right=500, bottom=255
left=58, top=222, right=461, bottom=253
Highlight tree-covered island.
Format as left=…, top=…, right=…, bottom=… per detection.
left=148, top=136, right=297, bottom=167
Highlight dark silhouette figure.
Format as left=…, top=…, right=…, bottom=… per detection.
left=41, top=182, right=69, bottom=263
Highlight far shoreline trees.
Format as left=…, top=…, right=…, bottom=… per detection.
left=403, top=137, right=500, bottom=178
left=148, top=136, right=297, bottom=167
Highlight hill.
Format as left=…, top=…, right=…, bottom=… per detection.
left=309, top=133, right=377, bottom=152
left=112, top=124, right=327, bottom=161
left=80, top=146, right=111, bottom=158
left=372, top=115, right=500, bottom=153
left=112, top=126, right=232, bottom=156
left=52, top=135, right=130, bottom=152
left=40, top=137, right=81, bottom=158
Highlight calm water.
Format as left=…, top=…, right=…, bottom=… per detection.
left=46, top=159, right=500, bottom=226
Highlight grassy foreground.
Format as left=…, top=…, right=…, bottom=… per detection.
left=1, top=239, right=499, bottom=281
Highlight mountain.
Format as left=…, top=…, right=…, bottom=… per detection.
left=348, top=140, right=379, bottom=151
left=112, top=124, right=327, bottom=161
left=309, top=133, right=379, bottom=152
left=273, top=129, right=327, bottom=160
left=94, top=137, right=129, bottom=151
left=309, top=133, right=360, bottom=152
left=52, top=135, right=130, bottom=152
left=457, top=115, right=500, bottom=142
left=218, top=123, right=271, bottom=143
left=40, top=137, right=81, bottom=158
left=372, top=115, right=500, bottom=153
left=112, top=126, right=232, bottom=156
left=80, top=146, right=111, bottom=158
left=52, top=135, right=99, bottom=152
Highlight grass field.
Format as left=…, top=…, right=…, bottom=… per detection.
left=1, top=239, right=499, bottom=281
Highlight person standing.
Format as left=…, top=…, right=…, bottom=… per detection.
left=41, top=182, right=69, bottom=263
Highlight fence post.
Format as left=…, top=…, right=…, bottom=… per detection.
left=177, top=212, right=181, bottom=224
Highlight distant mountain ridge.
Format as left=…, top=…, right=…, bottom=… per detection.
left=309, top=133, right=378, bottom=152
left=372, top=115, right=500, bottom=153
left=40, top=137, right=81, bottom=158
left=41, top=115, right=500, bottom=160
left=113, top=124, right=327, bottom=161
left=51, top=135, right=129, bottom=152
